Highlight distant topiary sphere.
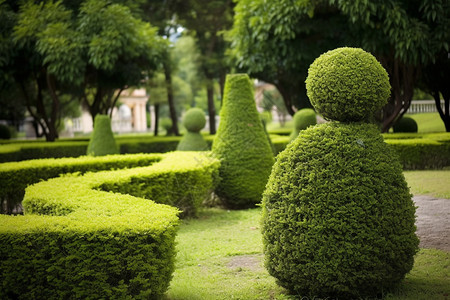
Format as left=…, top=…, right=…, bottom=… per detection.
left=262, top=48, right=418, bottom=298
left=183, top=108, right=206, bottom=133
left=289, top=108, right=317, bottom=141
left=212, top=74, right=274, bottom=208
left=305, top=47, right=390, bottom=122
left=87, top=115, right=119, bottom=156
left=177, top=108, right=208, bottom=151
left=0, top=124, right=11, bottom=140
left=393, top=116, right=418, bottom=133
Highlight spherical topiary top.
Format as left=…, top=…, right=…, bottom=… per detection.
left=305, top=47, right=390, bottom=122
left=183, top=108, right=206, bottom=133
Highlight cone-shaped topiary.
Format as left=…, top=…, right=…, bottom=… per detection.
left=177, top=108, right=208, bottom=151
left=212, top=74, right=274, bottom=208
left=289, top=108, right=317, bottom=141
left=393, top=116, right=418, bottom=133
left=87, top=115, right=119, bottom=156
left=262, top=47, right=419, bottom=298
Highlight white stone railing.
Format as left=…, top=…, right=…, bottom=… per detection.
left=409, top=100, right=445, bottom=114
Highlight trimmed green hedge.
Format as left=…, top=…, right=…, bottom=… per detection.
left=269, top=133, right=450, bottom=169
left=0, top=153, right=162, bottom=214
left=1, top=179, right=179, bottom=299
left=0, top=151, right=220, bottom=298
left=0, top=136, right=216, bottom=163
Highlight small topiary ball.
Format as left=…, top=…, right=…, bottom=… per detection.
left=393, top=116, right=418, bottom=133
left=289, top=108, right=317, bottom=141
left=305, top=47, right=390, bottom=122
left=183, top=108, right=206, bottom=133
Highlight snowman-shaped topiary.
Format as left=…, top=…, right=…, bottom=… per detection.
left=289, top=108, right=317, bottom=141
left=262, top=48, right=419, bottom=299
left=177, top=108, right=209, bottom=151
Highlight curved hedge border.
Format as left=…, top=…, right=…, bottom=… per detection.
left=0, top=153, right=163, bottom=214
left=0, top=151, right=219, bottom=299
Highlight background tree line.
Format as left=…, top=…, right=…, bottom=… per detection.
left=1, top=0, right=449, bottom=141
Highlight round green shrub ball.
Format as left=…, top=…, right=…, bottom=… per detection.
left=212, top=74, right=274, bottom=208
left=289, top=108, right=317, bottom=141
left=305, top=47, right=390, bottom=122
left=262, top=122, right=419, bottom=298
left=183, top=108, right=206, bottom=133
left=393, top=116, right=418, bottom=133
left=0, top=124, right=11, bottom=140
left=87, top=115, right=119, bottom=156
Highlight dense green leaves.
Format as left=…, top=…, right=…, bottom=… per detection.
left=289, top=108, right=316, bottom=141
left=212, top=74, right=274, bottom=208
left=87, top=115, right=118, bottom=156
left=305, top=47, right=390, bottom=122
left=262, top=123, right=419, bottom=298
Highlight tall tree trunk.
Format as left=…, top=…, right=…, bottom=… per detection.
left=380, top=58, right=416, bottom=132
left=153, top=103, right=160, bottom=136
left=45, top=73, right=60, bottom=141
left=206, top=79, right=216, bottom=134
left=434, top=91, right=450, bottom=132
left=163, top=61, right=180, bottom=136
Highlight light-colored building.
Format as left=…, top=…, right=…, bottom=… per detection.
left=64, top=88, right=149, bottom=136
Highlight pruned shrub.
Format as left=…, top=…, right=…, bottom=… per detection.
left=87, top=114, right=118, bottom=156
left=212, top=74, right=274, bottom=208
left=289, top=108, right=317, bottom=141
left=0, top=124, right=11, bottom=140
left=1, top=176, right=179, bottom=299
left=177, top=108, right=208, bottom=151
left=0, top=151, right=220, bottom=298
left=262, top=47, right=419, bottom=298
left=393, top=116, right=418, bottom=133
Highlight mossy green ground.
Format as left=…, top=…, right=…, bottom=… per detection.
left=167, top=171, right=450, bottom=299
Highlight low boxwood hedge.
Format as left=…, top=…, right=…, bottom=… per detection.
left=0, top=153, right=162, bottom=214
left=0, top=136, right=215, bottom=163
left=0, top=151, right=220, bottom=299
left=269, top=133, right=450, bottom=170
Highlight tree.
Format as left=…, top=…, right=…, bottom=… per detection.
left=1, top=0, right=165, bottom=141
left=228, top=0, right=352, bottom=115
left=176, top=0, right=235, bottom=134
left=332, top=0, right=450, bottom=132
left=228, top=0, right=450, bottom=132
left=418, top=51, right=450, bottom=132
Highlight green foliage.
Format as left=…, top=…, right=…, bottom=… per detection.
left=177, top=108, right=208, bottom=151
left=0, top=178, right=179, bottom=299
left=212, top=74, right=274, bottom=208
left=0, top=124, right=11, bottom=140
left=385, top=138, right=450, bottom=170
left=0, top=153, right=162, bottom=214
left=289, top=108, right=316, bottom=140
left=98, top=152, right=220, bottom=217
left=87, top=115, right=118, bottom=156
left=393, top=116, right=418, bottom=133
left=262, top=123, right=419, bottom=298
left=182, top=108, right=206, bottom=132
left=306, top=47, right=391, bottom=122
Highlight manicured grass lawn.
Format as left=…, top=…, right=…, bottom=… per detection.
left=406, top=113, right=446, bottom=133
left=404, top=170, right=450, bottom=199
left=167, top=171, right=450, bottom=299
